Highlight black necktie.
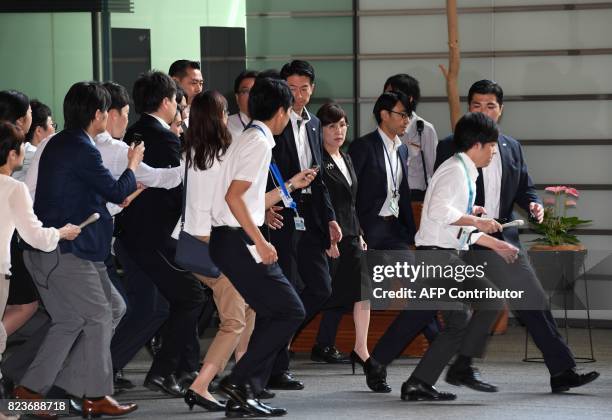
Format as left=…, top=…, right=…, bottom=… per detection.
left=475, top=168, right=485, bottom=206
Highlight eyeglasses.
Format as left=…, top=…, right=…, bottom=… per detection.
left=387, top=109, right=410, bottom=120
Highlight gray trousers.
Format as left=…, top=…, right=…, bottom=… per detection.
left=411, top=251, right=503, bottom=386
left=21, top=250, right=124, bottom=396
left=0, top=276, right=10, bottom=379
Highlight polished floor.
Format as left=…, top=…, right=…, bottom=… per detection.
left=109, top=326, right=612, bottom=419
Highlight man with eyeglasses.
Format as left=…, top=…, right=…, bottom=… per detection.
left=348, top=91, right=418, bottom=393
left=169, top=60, right=204, bottom=126
left=227, top=70, right=259, bottom=140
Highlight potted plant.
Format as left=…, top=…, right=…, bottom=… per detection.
left=530, top=186, right=591, bottom=251
left=528, top=186, right=591, bottom=295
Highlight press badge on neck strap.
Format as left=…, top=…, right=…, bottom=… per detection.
left=269, top=158, right=306, bottom=231
left=455, top=154, right=476, bottom=248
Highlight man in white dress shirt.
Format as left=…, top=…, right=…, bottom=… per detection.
left=383, top=74, right=438, bottom=202
left=227, top=70, right=259, bottom=140
left=400, top=112, right=514, bottom=402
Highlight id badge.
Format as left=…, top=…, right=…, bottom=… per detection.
left=294, top=216, right=306, bottom=231
left=389, top=196, right=400, bottom=218
left=457, top=228, right=470, bottom=249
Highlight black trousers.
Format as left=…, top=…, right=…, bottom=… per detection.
left=210, top=227, right=305, bottom=394
left=110, top=238, right=170, bottom=372
left=268, top=209, right=332, bottom=375
left=115, top=236, right=206, bottom=376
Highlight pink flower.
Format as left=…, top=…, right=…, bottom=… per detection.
left=544, top=197, right=556, bottom=206
left=545, top=186, right=567, bottom=194
left=565, top=200, right=577, bottom=207
left=565, top=187, right=579, bottom=197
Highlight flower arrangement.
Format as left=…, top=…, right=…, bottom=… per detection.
left=531, top=186, right=591, bottom=246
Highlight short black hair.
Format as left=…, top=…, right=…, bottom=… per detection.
left=372, top=91, right=412, bottom=125
left=25, top=100, right=52, bottom=142
left=234, top=69, right=260, bottom=93
left=280, top=60, right=315, bottom=83
left=316, top=102, right=348, bottom=126
left=63, top=81, right=111, bottom=130
left=454, top=112, right=499, bottom=152
left=103, top=81, right=130, bottom=111
left=0, top=121, right=25, bottom=166
left=384, top=74, right=421, bottom=110
left=468, top=79, right=504, bottom=106
left=168, top=60, right=201, bottom=78
left=248, top=77, right=294, bottom=121
left=132, top=70, right=177, bottom=114
left=0, top=90, right=30, bottom=123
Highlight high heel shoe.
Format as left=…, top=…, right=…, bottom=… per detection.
left=350, top=351, right=367, bottom=375
left=184, top=389, right=226, bottom=412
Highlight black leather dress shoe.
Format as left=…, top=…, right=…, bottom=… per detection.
left=114, top=370, right=135, bottom=391
left=144, top=372, right=185, bottom=397
left=219, top=379, right=271, bottom=417
left=401, top=377, right=456, bottom=401
left=256, top=400, right=287, bottom=416
left=364, top=358, right=391, bottom=393
left=310, top=344, right=351, bottom=364
left=257, top=388, right=275, bottom=399
left=445, top=365, right=498, bottom=392
left=267, top=372, right=304, bottom=390
left=551, top=368, right=600, bottom=393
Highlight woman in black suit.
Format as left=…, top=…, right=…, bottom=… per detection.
left=311, top=103, right=371, bottom=372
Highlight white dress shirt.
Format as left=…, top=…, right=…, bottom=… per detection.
left=290, top=108, right=313, bottom=171
left=94, top=131, right=183, bottom=215
left=11, top=142, right=38, bottom=182
left=377, top=128, right=403, bottom=217
left=400, top=112, right=438, bottom=192
left=415, top=152, right=483, bottom=250
left=331, top=154, right=352, bottom=186
left=212, top=121, right=275, bottom=228
left=25, top=135, right=53, bottom=199
left=482, top=147, right=502, bottom=219
left=171, top=152, right=221, bottom=238
left=1, top=175, right=59, bottom=275
left=227, top=111, right=250, bottom=140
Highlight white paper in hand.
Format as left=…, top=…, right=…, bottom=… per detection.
left=247, top=244, right=262, bottom=263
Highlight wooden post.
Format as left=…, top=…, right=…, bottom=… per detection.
left=439, top=0, right=462, bottom=131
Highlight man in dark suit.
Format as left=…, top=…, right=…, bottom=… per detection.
left=15, top=81, right=139, bottom=416
left=114, top=71, right=206, bottom=397
left=265, top=61, right=342, bottom=390
left=433, top=79, right=599, bottom=393
left=348, top=91, right=423, bottom=393
left=349, top=91, right=416, bottom=251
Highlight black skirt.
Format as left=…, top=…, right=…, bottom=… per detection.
left=7, top=233, right=39, bottom=305
left=325, top=235, right=369, bottom=309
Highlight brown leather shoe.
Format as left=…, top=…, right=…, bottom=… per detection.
left=12, top=385, right=58, bottom=419
left=82, top=396, right=138, bottom=418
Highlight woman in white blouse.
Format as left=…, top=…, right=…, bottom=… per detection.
left=180, top=91, right=317, bottom=411
left=0, top=121, right=80, bottom=380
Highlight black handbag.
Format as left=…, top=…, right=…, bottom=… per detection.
left=175, top=162, right=222, bottom=278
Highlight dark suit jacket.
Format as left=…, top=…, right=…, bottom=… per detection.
left=116, top=113, right=183, bottom=248
left=34, top=128, right=136, bottom=261
left=269, top=112, right=336, bottom=246
left=322, top=149, right=360, bottom=237
left=434, top=133, right=540, bottom=247
left=348, top=129, right=416, bottom=243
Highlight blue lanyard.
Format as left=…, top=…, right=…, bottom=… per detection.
left=381, top=139, right=400, bottom=196
left=455, top=154, right=475, bottom=215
